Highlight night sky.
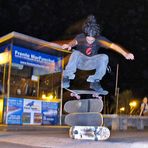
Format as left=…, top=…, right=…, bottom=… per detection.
left=0, top=0, right=148, bottom=98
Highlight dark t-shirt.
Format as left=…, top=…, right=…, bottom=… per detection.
left=74, top=33, right=112, bottom=56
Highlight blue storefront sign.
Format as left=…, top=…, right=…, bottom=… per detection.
left=12, top=45, right=62, bottom=72
left=7, top=97, right=24, bottom=124
left=42, top=102, right=59, bottom=125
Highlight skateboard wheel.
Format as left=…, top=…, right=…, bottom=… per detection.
left=73, top=130, right=78, bottom=134
left=92, top=94, right=95, bottom=97
left=99, top=96, right=102, bottom=99
left=92, top=94, right=100, bottom=99
left=70, top=93, right=74, bottom=97
left=76, top=95, right=80, bottom=100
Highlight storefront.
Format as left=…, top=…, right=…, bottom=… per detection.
left=0, top=32, right=70, bottom=125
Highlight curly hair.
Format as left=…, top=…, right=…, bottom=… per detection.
left=82, top=15, right=100, bottom=37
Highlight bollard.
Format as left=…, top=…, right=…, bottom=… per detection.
left=119, top=117, right=128, bottom=130
left=136, top=118, right=144, bottom=130
left=112, top=115, right=119, bottom=130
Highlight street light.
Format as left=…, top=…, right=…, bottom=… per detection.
left=0, top=51, right=11, bottom=65
left=119, top=107, right=125, bottom=114
left=129, top=101, right=137, bottom=108
left=41, top=94, right=46, bottom=99
left=120, top=107, right=125, bottom=112
left=47, top=94, right=54, bottom=100
left=129, top=100, right=137, bottom=115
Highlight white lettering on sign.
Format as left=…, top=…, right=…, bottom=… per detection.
left=14, top=50, right=55, bottom=65
left=15, top=50, right=30, bottom=59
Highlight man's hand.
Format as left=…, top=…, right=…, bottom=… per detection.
left=62, top=44, right=72, bottom=51
left=124, top=53, right=134, bottom=60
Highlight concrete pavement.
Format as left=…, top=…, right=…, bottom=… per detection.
left=0, top=128, right=148, bottom=148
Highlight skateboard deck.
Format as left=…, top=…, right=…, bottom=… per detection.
left=69, top=126, right=110, bottom=141
left=65, top=112, right=103, bottom=126
left=64, top=99, right=103, bottom=113
left=65, top=88, right=107, bottom=99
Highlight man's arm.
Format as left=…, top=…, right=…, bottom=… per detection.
left=99, top=40, right=134, bottom=60
left=62, top=39, right=78, bottom=50
left=110, top=43, right=134, bottom=60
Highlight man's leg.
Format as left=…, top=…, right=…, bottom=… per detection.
left=63, top=50, right=80, bottom=88
left=87, top=54, right=109, bottom=82
left=87, top=54, right=109, bottom=93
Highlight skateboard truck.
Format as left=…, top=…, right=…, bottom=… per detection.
left=65, top=88, right=104, bottom=99
left=70, top=92, right=81, bottom=100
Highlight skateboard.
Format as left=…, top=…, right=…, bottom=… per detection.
left=69, top=126, right=110, bottom=141
left=65, top=88, right=107, bottom=99
left=64, top=99, right=103, bottom=113
left=65, top=112, right=103, bottom=126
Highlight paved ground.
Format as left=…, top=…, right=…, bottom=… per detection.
left=0, top=129, right=148, bottom=148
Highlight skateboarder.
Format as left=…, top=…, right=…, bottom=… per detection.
left=62, top=15, right=134, bottom=93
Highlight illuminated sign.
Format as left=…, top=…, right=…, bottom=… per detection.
left=12, top=45, right=62, bottom=72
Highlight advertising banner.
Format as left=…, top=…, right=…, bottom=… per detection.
left=12, top=45, right=62, bottom=73
left=42, top=102, right=59, bottom=125
left=7, top=97, right=23, bottom=124
left=4, top=98, right=60, bottom=125
left=23, top=99, right=42, bottom=124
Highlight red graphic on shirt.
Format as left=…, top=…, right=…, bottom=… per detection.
left=86, top=47, right=92, bottom=55
left=85, top=44, right=93, bottom=55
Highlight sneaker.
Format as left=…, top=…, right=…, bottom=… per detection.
left=90, top=82, right=109, bottom=95
left=63, top=76, right=70, bottom=88
left=90, top=81, right=104, bottom=92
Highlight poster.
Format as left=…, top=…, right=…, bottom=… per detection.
left=23, top=99, right=42, bottom=124
left=42, top=102, right=59, bottom=125
left=4, top=98, right=59, bottom=125
left=7, top=97, right=23, bottom=124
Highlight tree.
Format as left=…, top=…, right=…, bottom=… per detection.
left=118, top=90, right=133, bottom=114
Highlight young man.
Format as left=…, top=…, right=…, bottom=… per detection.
left=62, top=15, right=134, bottom=94
left=140, top=96, right=148, bottom=116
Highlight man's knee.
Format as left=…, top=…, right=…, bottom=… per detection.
left=95, top=54, right=109, bottom=64
left=100, top=54, right=109, bottom=62
left=72, top=50, right=81, bottom=56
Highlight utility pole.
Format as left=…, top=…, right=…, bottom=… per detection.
left=115, top=64, right=119, bottom=96
left=115, top=64, right=119, bottom=114
left=116, top=88, right=120, bottom=114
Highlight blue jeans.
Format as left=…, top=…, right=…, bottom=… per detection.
left=63, top=50, right=109, bottom=82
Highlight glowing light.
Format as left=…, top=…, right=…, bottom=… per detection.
left=0, top=51, right=11, bottom=65
left=129, top=101, right=137, bottom=107
left=41, top=92, right=60, bottom=102
left=120, top=107, right=125, bottom=111
left=48, top=94, right=53, bottom=100
left=42, top=94, right=46, bottom=99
